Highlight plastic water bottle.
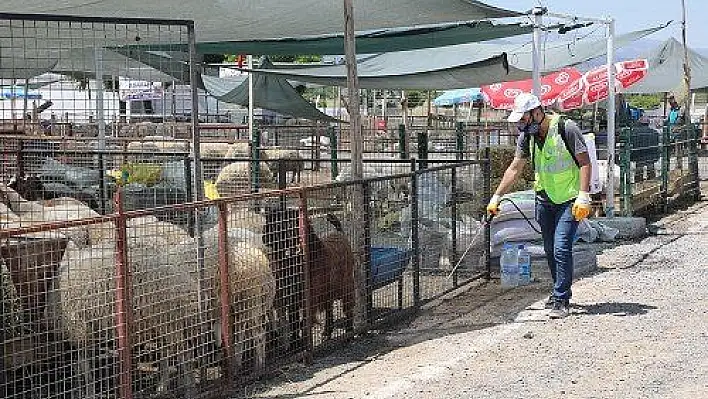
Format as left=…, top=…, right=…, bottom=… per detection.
left=500, top=243, right=519, bottom=287
left=517, top=244, right=532, bottom=286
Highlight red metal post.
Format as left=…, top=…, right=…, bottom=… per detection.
left=113, top=187, right=134, bottom=399
left=217, top=202, right=235, bottom=378
left=297, top=193, right=314, bottom=363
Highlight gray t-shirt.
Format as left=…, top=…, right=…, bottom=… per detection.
left=515, top=118, right=588, bottom=159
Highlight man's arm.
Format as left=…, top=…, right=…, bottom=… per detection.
left=576, top=152, right=591, bottom=193
left=494, top=156, right=527, bottom=196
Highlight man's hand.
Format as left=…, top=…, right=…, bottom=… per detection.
left=486, top=194, right=502, bottom=217
left=572, top=191, right=591, bottom=221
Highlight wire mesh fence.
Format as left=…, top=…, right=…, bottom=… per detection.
left=617, top=124, right=701, bottom=216
left=2, top=154, right=490, bottom=399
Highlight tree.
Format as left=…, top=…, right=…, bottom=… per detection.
left=626, top=94, right=662, bottom=110
left=405, top=90, right=426, bottom=109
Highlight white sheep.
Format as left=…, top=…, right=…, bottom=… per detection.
left=223, top=142, right=251, bottom=159
left=171, top=225, right=275, bottom=372
left=215, top=162, right=276, bottom=197
left=47, top=241, right=207, bottom=397
left=262, top=148, right=303, bottom=184
left=200, top=142, right=235, bottom=159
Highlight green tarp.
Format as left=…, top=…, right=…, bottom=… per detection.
left=201, top=58, right=336, bottom=122
left=1, top=1, right=523, bottom=43
left=196, top=20, right=534, bottom=55
left=237, top=24, right=669, bottom=90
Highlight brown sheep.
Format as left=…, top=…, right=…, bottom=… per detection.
left=262, top=207, right=355, bottom=345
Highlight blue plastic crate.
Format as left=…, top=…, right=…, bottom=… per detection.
left=370, top=246, right=411, bottom=288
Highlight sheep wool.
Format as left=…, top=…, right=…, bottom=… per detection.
left=215, top=161, right=276, bottom=197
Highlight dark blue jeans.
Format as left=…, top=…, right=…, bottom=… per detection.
left=535, top=196, right=579, bottom=302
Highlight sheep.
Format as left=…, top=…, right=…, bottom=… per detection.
left=126, top=141, right=161, bottom=154
left=223, top=142, right=251, bottom=159
left=169, top=223, right=275, bottom=372
left=215, top=161, right=276, bottom=197
left=201, top=142, right=236, bottom=159
left=136, top=136, right=190, bottom=153
left=262, top=148, right=304, bottom=184
left=202, top=230, right=275, bottom=371
left=0, top=186, right=104, bottom=246
left=46, top=241, right=207, bottom=398
left=262, top=207, right=355, bottom=344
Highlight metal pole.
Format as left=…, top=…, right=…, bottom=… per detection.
left=605, top=18, right=616, bottom=217
left=343, top=0, right=367, bottom=334
left=248, top=54, right=255, bottom=144
left=217, top=202, right=235, bottom=379
left=114, top=188, right=134, bottom=399
left=95, top=48, right=107, bottom=214
left=188, top=23, right=209, bottom=372
left=531, top=7, right=545, bottom=97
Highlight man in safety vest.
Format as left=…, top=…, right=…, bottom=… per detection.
left=487, top=93, right=592, bottom=319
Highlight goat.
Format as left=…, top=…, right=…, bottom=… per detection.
left=262, top=206, right=355, bottom=346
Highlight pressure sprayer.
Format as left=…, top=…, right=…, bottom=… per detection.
left=447, top=197, right=541, bottom=279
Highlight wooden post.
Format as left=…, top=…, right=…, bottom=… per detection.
left=681, top=0, right=692, bottom=133
left=343, top=0, right=368, bottom=333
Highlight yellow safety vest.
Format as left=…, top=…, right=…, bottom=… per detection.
left=531, top=115, right=580, bottom=204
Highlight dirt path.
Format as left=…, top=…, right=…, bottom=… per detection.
left=245, top=202, right=708, bottom=399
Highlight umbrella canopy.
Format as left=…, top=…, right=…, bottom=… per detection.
left=556, top=59, right=649, bottom=111
left=481, top=68, right=582, bottom=109
left=433, top=88, right=483, bottom=106
left=0, top=86, right=42, bottom=100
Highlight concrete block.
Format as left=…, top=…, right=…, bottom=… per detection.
left=593, top=216, right=647, bottom=239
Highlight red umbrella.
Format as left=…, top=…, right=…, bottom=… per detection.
left=556, top=59, right=649, bottom=111
left=481, top=68, right=582, bottom=110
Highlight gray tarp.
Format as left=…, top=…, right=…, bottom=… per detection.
left=1, top=1, right=522, bottom=43
left=202, top=59, right=336, bottom=122
left=195, top=20, right=534, bottom=55
left=624, top=38, right=708, bottom=93
left=238, top=25, right=668, bottom=90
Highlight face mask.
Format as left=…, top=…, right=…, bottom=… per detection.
left=518, top=120, right=541, bottom=137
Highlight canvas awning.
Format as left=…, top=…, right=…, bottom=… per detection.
left=2, top=1, right=523, bottom=43
left=236, top=24, right=668, bottom=90
left=196, top=20, right=534, bottom=55
left=624, top=38, right=708, bottom=93
left=201, top=58, right=336, bottom=122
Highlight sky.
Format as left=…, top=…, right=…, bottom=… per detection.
left=495, top=0, right=707, bottom=49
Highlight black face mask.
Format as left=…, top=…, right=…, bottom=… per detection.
left=517, top=110, right=545, bottom=138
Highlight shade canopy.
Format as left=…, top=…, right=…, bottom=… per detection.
left=238, top=24, right=668, bottom=90
left=624, top=38, right=708, bottom=93
left=196, top=20, right=534, bottom=55
left=1, top=1, right=522, bottom=43
left=202, top=58, right=336, bottom=122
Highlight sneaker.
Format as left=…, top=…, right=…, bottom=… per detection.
left=544, top=296, right=555, bottom=309
left=549, top=300, right=569, bottom=319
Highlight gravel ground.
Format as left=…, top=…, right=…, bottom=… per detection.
left=243, top=201, right=708, bottom=399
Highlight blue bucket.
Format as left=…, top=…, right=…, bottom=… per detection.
left=370, top=246, right=411, bottom=287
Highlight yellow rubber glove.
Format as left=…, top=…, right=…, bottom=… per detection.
left=486, top=194, right=502, bottom=217
left=572, top=191, right=592, bottom=221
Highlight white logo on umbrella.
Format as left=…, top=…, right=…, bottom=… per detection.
left=554, top=71, right=571, bottom=85
left=489, top=83, right=503, bottom=92
left=503, top=88, right=522, bottom=98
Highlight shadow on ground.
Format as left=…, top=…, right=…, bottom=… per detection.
left=240, top=240, right=657, bottom=398
left=573, top=302, right=658, bottom=317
